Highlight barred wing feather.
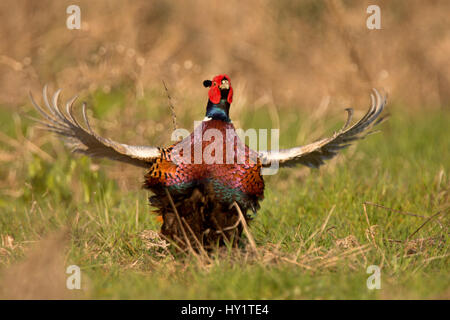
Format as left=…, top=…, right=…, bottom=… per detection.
left=259, top=89, right=387, bottom=168
left=29, top=86, right=160, bottom=168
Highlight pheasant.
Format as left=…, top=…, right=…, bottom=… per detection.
left=30, top=74, right=387, bottom=249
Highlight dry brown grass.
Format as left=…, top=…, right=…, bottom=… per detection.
left=0, top=0, right=449, bottom=110
left=139, top=203, right=443, bottom=273
left=0, top=229, right=82, bottom=299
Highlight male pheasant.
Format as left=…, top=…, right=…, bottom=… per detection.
left=30, top=74, right=387, bottom=249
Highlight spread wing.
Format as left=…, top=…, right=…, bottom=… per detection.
left=29, top=86, right=161, bottom=168
left=259, top=89, right=387, bottom=168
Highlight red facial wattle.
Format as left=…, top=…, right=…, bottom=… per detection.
left=208, top=74, right=233, bottom=104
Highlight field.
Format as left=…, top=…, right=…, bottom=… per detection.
left=0, top=92, right=448, bottom=299
left=0, top=0, right=449, bottom=300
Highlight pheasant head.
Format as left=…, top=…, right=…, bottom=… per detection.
left=203, top=74, right=233, bottom=122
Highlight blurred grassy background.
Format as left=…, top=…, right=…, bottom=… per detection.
left=0, top=0, right=448, bottom=299
left=1, top=0, right=449, bottom=109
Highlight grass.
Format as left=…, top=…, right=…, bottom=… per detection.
left=0, top=90, right=448, bottom=299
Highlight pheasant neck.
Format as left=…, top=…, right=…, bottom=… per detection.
left=205, top=99, right=231, bottom=122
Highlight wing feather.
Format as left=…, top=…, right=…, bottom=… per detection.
left=259, top=88, right=387, bottom=168
left=29, top=86, right=160, bottom=168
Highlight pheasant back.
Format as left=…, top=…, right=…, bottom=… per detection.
left=144, top=120, right=264, bottom=248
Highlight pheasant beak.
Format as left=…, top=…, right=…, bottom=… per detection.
left=219, top=79, right=230, bottom=90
